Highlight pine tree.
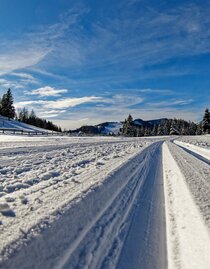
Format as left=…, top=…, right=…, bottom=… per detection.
left=123, top=114, right=134, bottom=136
left=196, top=122, right=203, bottom=135
left=202, top=108, right=210, bottom=134
left=157, top=124, right=163, bottom=136
left=0, top=89, right=15, bottom=118
left=29, top=109, right=36, bottom=125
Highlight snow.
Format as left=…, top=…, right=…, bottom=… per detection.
left=100, top=122, right=123, bottom=135
left=177, top=135, right=210, bottom=149
left=0, top=134, right=209, bottom=268
left=0, top=115, right=51, bottom=133
left=163, top=142, right=210, bottom=269
left=0, top=135, right=158, bottom=267
left=174, top=140, right=210, bottom=161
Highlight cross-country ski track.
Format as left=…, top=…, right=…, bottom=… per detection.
left=0, top=136, right=210, bottom=269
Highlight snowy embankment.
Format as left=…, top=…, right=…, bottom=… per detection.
left=0, top=115, right=49, bottom=133
left=163, top=142, right=210, bottom=268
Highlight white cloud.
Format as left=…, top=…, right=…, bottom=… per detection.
left=136, top=88, right=173, bottom=95
left=14, top=96, right=103, bottom=110
left=172, top=99, right=193, bottom=105
left=98, top=94, right=144, bottom=108
left=111, top=94, right=144, bottom=106
left=11, top=72, right=36, bottom=80
left=38, top=113, right=60, bottom=118
left=39, top=109, right=66, bottom=114
left=14, top=100, right=46, bottom=109
left=26, top=86, right=68, bottom=97
left=44, top=96, right=102, bottom=109
left=146, top=98, right=194, bottom=107
left=0, top=78, right=25, bottom=89
left=38, top=109, right=66, bottom=119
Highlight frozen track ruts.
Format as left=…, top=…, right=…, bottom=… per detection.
left=116, top=141, right=166, bottom=269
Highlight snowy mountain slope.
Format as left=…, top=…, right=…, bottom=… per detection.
left=97, top=122, right=123, bottom=135
left=0, top=115, right=49, bottom=133
left=0, top=135, right=210, bottom=268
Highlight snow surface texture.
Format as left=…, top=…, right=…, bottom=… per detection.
left=0, top=136, right=160, bottom=268
left=0, top=135, right=210, bottom=269
left=163, top=142, right=210, bottom=269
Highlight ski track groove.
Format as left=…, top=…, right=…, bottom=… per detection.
left=59, top=143, right=162, bottom=269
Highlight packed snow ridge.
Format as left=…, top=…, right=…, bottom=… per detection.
left=0, top=135, right=210, bottom=269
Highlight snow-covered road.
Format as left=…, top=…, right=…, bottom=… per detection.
left=0, top=135, right=210, bottom=269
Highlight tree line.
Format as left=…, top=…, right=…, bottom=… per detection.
left=122, top=109, right=210, bottom=137
left=1, top=88, right=209, bottom=136
left=0, top=89, right=62, bottom=132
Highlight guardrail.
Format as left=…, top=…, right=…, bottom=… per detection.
left=0, top=128, right=60, bottom=136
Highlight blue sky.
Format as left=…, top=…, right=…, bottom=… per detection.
left=0, top=0, right=210, bottom=129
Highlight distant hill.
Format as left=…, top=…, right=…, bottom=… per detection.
left=97, top=122, right=123, bottom=135
left=133, top=118, right=167, bottom=127
left=70, top=118, right=167, bottom=135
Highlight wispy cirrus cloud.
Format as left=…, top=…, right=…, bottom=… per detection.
left=0, top=78, right=25, bottom=89
left=0, top=47, right=50, bottom=76
left=11, top=72, right=37, bottom=80
left=2, top=2, right=209, bottom=83
left=15, top=96, right=103, bottom=110
left=25, top=86, right=68, bottom=97
left=0, top=5, right=88, bottom=76
left=0, top=72, right=39, bottom=92
left=46, top=1, right=210, bottom=82
left=146, top=98, right=194, bottom=107
left=108, top=94, right=144, bottom=107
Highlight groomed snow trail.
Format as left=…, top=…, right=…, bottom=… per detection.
left=0, top=140, right=167, bottom=269
left=163, top=142, right=210, bottom=269
left=1, top=136, right=210, bottom=269
left=56, top=142, right=166, bottom=269
left=116, top=142, right=166, bottom=269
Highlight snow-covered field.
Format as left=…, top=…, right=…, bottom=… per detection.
left=0, top=135, right=210, bottom=269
